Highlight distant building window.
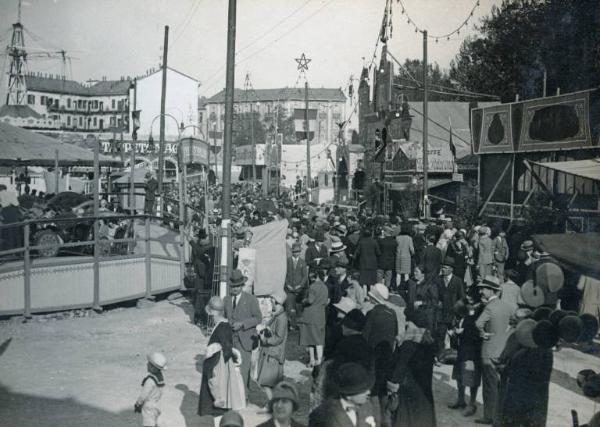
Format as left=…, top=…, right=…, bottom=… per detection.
left=94, top=100, right=99, bottom=109
left=78, top=100, right=82, bottom=109
left=99, top=101, right=103, bottom=111
left=93, top=117, right=97, bottom=127
left=117, top=100, right=123, bottom=111
left=112, top=99, right=116, bottom=109
left=117, top=118, right=122, bottom=128
left=40, top=96, right=46, bottom=105
left=67, top=116, right=71, bottom=126
left=27, top=94, right=35, bottom=104
left=110, top=116, right=116, bottom=126
left=54, top=100, right=58, bottom=108
left=79, top=117, right=83, bottom=126
left=83, top=101, right=87, bottom=109
left=67, top=98, right=71, bottom=108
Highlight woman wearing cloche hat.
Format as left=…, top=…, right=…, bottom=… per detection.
left=257, top=381, right=304, bottom=427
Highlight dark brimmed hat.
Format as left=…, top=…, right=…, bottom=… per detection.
left=335, top=362, right=374, bottom=396
left=291, top=242, right=302, bottom=253
left=442, top=256, right=455, bottom=268
left=229, top=269, right=247, bottom=287
left=342, top=309, right=366, bottom=332
left=558, top=315, right=584, bottom=343
left=532, top=319, right=559, bottom=349
left=269, top=381, right=299, bottom=411
left=477, top=275, right=501, bottom=291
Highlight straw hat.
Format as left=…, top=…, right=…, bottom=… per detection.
left=330, top=241, right=347, bottom=253
left=476, top=275, right=501, bottom=291
left=333, top=297, right=356, bottom=315
left=368, top=283, right=390, bottom=304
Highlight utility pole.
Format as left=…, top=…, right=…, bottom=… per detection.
left=130, top=79, right=137, bottom=214
left=251, top=102, right=256, bottom=183
left=305, top=81, right=311, bottom=201
left=158, top=25, right=169, bottom=207
left=220, top=0, right=236, bottom=298
left=422, top=30, right=429, bottom=219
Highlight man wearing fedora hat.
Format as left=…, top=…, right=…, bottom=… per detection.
left=224, top=269, right=263, bottom=392
left=285, top=243, right=309, bottom=330
left=474, top=275, right=513, bottom=424
left=434, top=256, right=465, bottom=356
left=309, top=362, right=377, bottom=427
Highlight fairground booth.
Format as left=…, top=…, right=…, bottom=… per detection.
left=472, top=89, right=600, bottom=232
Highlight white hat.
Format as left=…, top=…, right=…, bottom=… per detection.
left=368, top=283, right=389, bottom=304
left=147, top=352, right=167, bottom=370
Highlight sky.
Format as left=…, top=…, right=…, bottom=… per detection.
left=0, top=0, right=501, bottom=100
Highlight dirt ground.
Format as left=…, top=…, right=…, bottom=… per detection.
left=0, top=295, right=598, bottom=427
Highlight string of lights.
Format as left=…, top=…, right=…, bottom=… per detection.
left=397, top=0, right=481, bottom=41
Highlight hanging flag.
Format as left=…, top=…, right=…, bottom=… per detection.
left=131, top=110, right=141, bottom=139
left=449, top=125, right=456, bottom=160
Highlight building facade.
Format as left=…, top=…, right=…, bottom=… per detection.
left=0, top=67, right=199, bottom=141
left=201, top=87, right=347, bottom=147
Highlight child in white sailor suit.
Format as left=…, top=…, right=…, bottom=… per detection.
left=135, top=352, right=167, bottom=427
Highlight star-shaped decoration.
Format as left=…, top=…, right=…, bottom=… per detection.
left=295, top=53, right=311, bottom=72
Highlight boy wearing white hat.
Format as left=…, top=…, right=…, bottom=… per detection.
left=135, top=352, right=167, bottom=427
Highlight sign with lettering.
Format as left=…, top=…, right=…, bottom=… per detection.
left=398, top=141, right=454, bottom=173
left=100, top=139, right=209, bottom=165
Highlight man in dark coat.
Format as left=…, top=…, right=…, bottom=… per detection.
left=377, top=226, right=397, bottom=288
left=434, top=257, right=465, bottom=356
left=224, top=269, right=263, bottom=392
left=422, top=234, right=442, bottom=280
left=285, top=242, right=309, bottom=329
left=144, top=171, right=158, bottom=215
left=190, top=229, right=214, bottom=326
left=363, top=283, right=398, bottom=350
left=305, top=231, right=329, bottom=272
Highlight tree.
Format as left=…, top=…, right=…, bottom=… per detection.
left=449, top=0, right=600, bottom=102
left=232, top=110, right=266, bottom=147
left=395, top=59, right=464, bottom=101
left=262, top=105, right=295, bottom=145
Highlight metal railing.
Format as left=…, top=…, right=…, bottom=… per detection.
left=0, top=212, right=186, bottom=318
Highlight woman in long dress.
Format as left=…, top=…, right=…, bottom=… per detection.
left=387, top=316, right=437, bottom=427
left=198, top=296, right=246, bottom=417
left=257, top=295, right=289, bottom=400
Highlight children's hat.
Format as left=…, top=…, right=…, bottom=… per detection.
left=147, top=352, right=167, bottom=370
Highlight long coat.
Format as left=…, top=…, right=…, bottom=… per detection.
left=389, top=338, right=436, bottom=427
left=396, top=235, right=415, bottom=275
left=257, top=310, right=288, bottom=388
left=496, top=347, right=553, bottom=427
left=421, top=244, right=442, bottom=279
left=354, top=236, right=381, bottom=286
left=436, top=274, right=465, bottom=325
left=285, top=256, right=309, bottom=294
left=378, top=236, right=397, bottom=271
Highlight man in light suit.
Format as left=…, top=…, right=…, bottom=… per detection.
left=309, top=362, right=378, bottom=427
left=475, top=275, right=513, bottom=425
left=224, top=269, right=263, bottom=392
left=285, top=242, right=309, bottom=330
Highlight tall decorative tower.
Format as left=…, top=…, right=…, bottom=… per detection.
left=358, top=66, right=371, bottom=149
left=6, top=1, right=27, bottom=105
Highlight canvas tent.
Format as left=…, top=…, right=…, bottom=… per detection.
left=531, top=233, right=600, bottom=280
left=0, top=121, right=120, bottom=166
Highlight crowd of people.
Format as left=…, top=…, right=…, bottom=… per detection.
left=168, top=182, right=600, bottom=427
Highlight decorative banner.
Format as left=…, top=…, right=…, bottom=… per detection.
left=237, top=247, right=256, bottom=290
left=234, top=144, right=266, bottom=166
left=249, top=219, right=288, bottom=302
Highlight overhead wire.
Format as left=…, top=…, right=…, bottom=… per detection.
left=170, top=0, right=202, bottom=46
left=201, top=0, right=335, bottom=94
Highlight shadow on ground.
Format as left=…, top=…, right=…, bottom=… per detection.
left=0, top=383, right=137, bottom=427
